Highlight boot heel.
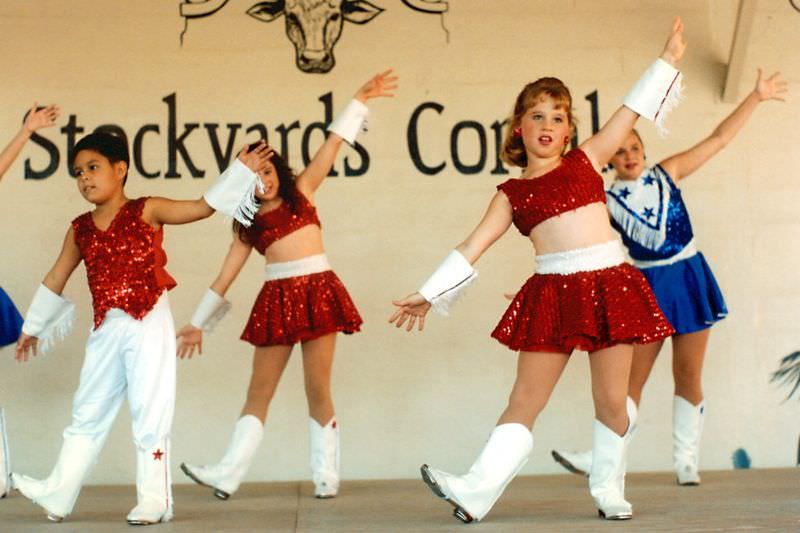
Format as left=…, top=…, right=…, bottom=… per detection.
left=213, top=489, right=230, bottom=500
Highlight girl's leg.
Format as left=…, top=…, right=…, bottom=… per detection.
left=424, top=351, right=568, bottom=523
left=671, top=328, right=711, bottom=485
left=300, top=333, right=339, bottom=498
left=181, top=344, right=292, bottom=499
left=587, top=343, right=634, bottom=520
left=627, top=340, right=665, bottom=406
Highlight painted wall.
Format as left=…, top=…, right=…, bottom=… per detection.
left=0, top=0, right=798, bottom=485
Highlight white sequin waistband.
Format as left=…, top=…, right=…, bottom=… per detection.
left=632, top=238, right=698, bottom=269
left=535, top=240, right=626, bottom=275
left=264, top=254, right=331, bottom=281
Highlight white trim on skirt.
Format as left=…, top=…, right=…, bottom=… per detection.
left=632, top=238, right=698, bottom=269
left=264, top=254, right=331, bottom=281
left=535, top=240, right=626, bottom=275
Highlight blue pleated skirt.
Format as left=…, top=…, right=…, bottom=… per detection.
left=0, top=286, right=23, bottom=347
left=638, top=252, right=727, bottom=335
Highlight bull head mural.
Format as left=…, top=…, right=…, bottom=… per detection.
left=179, top=0, right=448, bottom=74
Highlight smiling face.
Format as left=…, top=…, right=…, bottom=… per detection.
left=609, top=131, right=646, bottom=180
left=73, top=149, right=127, bottom=205
left=254, top=159, right=281, bottom=203
left=520, top=96, right=572, bottom=160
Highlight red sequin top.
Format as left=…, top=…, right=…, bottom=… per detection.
left=244, top=190, right=321, bottom=255
left=496, top=149, right=606, bottom=236
left=72, top=197, right=177, bottom=329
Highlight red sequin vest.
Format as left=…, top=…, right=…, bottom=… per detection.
left=72, top=197, right=176, bottom=329
left=496, top=149, right=606, bottom=236
left=245, top=190, right=321, bottom=255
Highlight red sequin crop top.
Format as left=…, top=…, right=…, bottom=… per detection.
left=496, top=149, right=606, bottom=236
left=245, top=190, right=321, bottom=254
left=72, top=197, right=177, bottom=329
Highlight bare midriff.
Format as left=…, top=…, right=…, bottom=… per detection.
left=529, top=202, right=615, bottom=255
left=263, top=224, right=325, bottom=264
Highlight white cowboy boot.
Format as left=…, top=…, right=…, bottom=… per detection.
left=420, top=423, right=533, bottom=523
left=126, top=438, right=173, bottom=525
left=589, top=419, right=633, bottom=520
left=309, top=418, right=339, bottom=498
left=0, top=408, right=9, bottom=499
left=181, top=415, right=263, bottom=500
left=552, top=396, right=638, bottom=479
left=11, top=434, right=102, bottom=522
left=673, top=396, right=704, bottom=486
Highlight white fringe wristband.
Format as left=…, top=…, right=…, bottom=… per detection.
left=624, top=58, right=683, bottom=136
left=21, top=284, right=76, bottom=354
left=419, top=250, right=478, bottom=316
left=204, top=159, right=263, bottom=227
left=327, top=99, right=369, bottom=145
left=189, top=288, right=231, bottom=333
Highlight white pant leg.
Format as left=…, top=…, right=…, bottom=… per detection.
left=125, top=293, right=176, bottom=450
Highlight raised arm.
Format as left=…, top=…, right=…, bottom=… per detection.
left=0, top=103, right=59, bottom=182
left=581, top=17, right=686, bottom=171
left=16, top=226, right=82, bottom=361
left=296, top=69, right=398, bottom=198
left=389, top=191, right=513, bottom=332
left=659, top=69, right=787, bottom=181
left=176, top=233, right=253, bottom=359
left=145, top=142, right=273, bottom=227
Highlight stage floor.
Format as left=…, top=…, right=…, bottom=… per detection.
left=1, top=468, right=798, bottom=532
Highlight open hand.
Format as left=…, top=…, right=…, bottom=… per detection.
left=355, top=69, right=399, bottom=103
left=660, top=16, right=686, bottom=66
left=15, top=333, right=39, bottom=362
left=755, top=69, right=788, bottom=102
left=176, top=324, right=203, bottom=359
left=389, top=292, right=431, bottom=332
left=24, top=103, right=60, bottom=133
left=238, top=141, right=274, bottom=174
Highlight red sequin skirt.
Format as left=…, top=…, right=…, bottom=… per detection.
left=491, top=241, right=674, bottom=353
left=241, top=267, right=362, bottom=347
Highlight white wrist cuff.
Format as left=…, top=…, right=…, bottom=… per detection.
left=204, top=159, right=262, bottom=227
left=327, top=99, right=369, bottom=145
left=419, top=250, right=477, bottom=316
left=21, top=284, right=75, bottom=354
left=624, top=58, right=683, bottom=136
left=190, top=288, right=231, bottom=333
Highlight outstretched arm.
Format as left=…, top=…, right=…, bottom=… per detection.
left=176, top=233, right=253, bottom=359
left=16, top=226, right=82, bottom=361
left=389, top=191, right=514, bottom=332
left=581, top=17, right=686, bottom=171
left=145, top=142, right=273, bottom=227
left=296, top=69, right=398, bottom=198
left=0, top=103, right=59, bottom=182
left=659, top=69, right=787, bottom=181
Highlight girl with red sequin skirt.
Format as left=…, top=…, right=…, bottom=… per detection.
left=0, top=103, right=60, bottom=499
left=390, top=20, right=685, bottom=523
left=177, top=70, right=398, bottom=500
left=11, top=131, right=271, bottom=525
left=552, top=69, right=788, bottom=486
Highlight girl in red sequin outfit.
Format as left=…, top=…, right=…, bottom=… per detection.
left=11, top=132, right=271, bottom=525
left=390, top=20, right=685, bottom=523
left=177, top=70, right=398, bottom=501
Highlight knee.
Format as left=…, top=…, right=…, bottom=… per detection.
left=507, top=385, right=547, bottom=417
left=304, top=380, right=331, bottom=407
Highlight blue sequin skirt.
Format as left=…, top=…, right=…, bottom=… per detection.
left=638, top=252, right=727, bottom=335
left=0, top=286, right=23, bottom=348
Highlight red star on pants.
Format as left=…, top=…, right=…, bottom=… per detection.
left=152, top=449, right=164, bottom=461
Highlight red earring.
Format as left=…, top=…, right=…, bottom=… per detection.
left=564, top=136, right=571, bottom=145
left=513, top=127, right=522, bottom=138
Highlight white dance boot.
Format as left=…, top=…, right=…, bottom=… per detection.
left=673, top=396, right=704, bottom=486
left=127, top=438, right=173, bottom=525
left=181, top=415, right=264, bottom=500
left=309, top=417, right=339, bottom=498
left=589, top=419, right=633, bottom=520
left=0, top=408, right=9, bottom=499
left=552, top=396, right=638, bottom=478
left=11, top=434, right=102, bottom=522
left=420, top=423, right=533, bottom=523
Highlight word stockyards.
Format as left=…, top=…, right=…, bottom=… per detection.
left=22, top=91, right=602, bottom=180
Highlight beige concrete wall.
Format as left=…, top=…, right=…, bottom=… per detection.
left=0, top=1, right=797, bottom=485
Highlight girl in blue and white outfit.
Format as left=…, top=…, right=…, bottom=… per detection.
left=552, top=69, right=787, bottom=485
